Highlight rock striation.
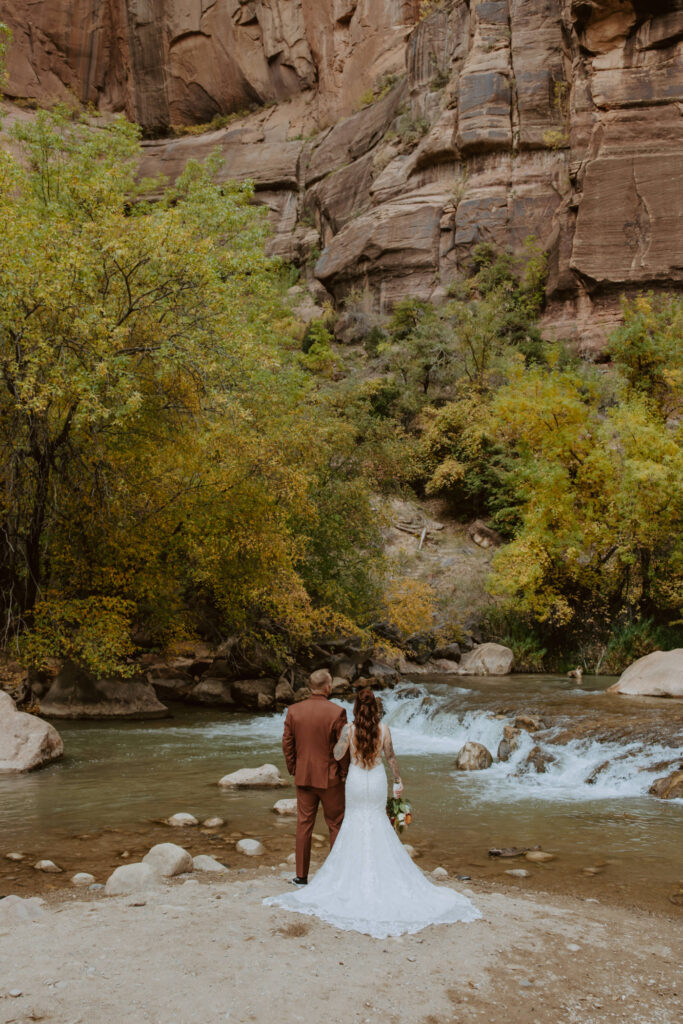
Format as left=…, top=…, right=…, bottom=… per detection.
left=3, top=1, right=683, bottom=348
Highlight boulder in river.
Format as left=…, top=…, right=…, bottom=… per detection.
left=427, top=658, right=461, bottom=674
left=607, top=649, right=683, bottom=698
left=360, top=660, right=400, bottom=687
left=458, top=643, right=514, bottom=676
left=648, top=769, right=683, bottom=800
left=330, top=677, right=353, bottom=699
left=272, top=798, right=298, bottom=816
left=0, top=690, right=64, bottom=773
left=514, top=713, right=545, bottom=733
left=189, top=678, right=235, bottom=706
left=524, top=745, right=557, bottom=774
left=218, top=763, right=287, bottom=789
left=105, top=862, right=159, bottom=895
left=41, top=661, right=169, bottom=719
left=142, top=843, right=193, bottom=877
left=454, top=741, right=493, bottom=771
left=230, top=678, right=277, bottom=711
left=236, top=838, right=265, bottom=856
left=275, top=679, right=296, bottom=705
left=497, top=725, right=521, bottom=761
left=166, top=812, right=199, bottom=828
left=201, top=817, right=225, bottom=828
left=145, top=664, right=195, bottom=701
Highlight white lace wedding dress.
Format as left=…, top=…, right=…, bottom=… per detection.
left=263, top=728, right=482, bottom=938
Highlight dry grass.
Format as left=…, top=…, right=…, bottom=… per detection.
left=272, top=920, right=312, bottom=938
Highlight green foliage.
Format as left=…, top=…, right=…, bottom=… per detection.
left=301, top=319, right=333, bottom=354
left=0, top=108, right=386, bottom=672
left=486, top=360, right=682, bottom=643
left=609, top=293, right=682, bottom=419
left=599, top=618, right=682, bottom=675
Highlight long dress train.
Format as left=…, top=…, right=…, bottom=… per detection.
left=263, top=751, right=481, bottom=939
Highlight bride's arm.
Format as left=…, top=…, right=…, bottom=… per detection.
left=382, top=725, right=403, bottom=795
left=333, top=723, right=350, bottom=761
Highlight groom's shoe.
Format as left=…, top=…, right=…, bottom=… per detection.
left=291, top=876, right=308, bottom=886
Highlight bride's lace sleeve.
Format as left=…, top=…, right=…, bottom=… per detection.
left=382, top=725, right=402, bottom=785
left=333, top=723, right=350, bottom=761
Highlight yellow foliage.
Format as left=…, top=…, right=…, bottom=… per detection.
left=384, top=578, right=436, bottom=637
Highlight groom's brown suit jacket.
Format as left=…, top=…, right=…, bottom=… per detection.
left=282, top=694, right=349, bottom=789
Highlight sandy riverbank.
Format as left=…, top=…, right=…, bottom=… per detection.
left=1, top=866, right=680, bottom=1024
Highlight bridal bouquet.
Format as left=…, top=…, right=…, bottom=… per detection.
left=386, top=796, right=412, bottom=834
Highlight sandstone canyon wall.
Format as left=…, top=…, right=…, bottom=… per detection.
left=2, top=0, right=683, bottom=350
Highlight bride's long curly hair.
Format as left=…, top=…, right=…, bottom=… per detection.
left=353, top=688, right=383, bottom=768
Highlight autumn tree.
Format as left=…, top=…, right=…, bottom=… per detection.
left=0, top=108, right=383, bottom=671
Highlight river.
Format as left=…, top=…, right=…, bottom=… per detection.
left=1, top=674, right=681, bottom=911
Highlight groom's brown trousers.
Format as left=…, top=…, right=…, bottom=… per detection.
left=295, top=782, right=345, bottom=879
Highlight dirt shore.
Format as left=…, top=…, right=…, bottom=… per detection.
left=1, top=866, right=680, bottom=1024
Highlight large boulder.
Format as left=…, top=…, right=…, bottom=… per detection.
left=649, top=769, right=683, bottom=800
left=458, top=643, right=514, bottom=677
left=218, top=764, right=287, bottom=789
left=142, top=843, right=193, bottom=877
left=145, top=663, right=195, bottom=701
left=230, top=678, right=277, bottom=712
left=0, top=690, right=63, bottom=773
left=454, top=741, right=493, bottom=771
left=607, top=650, right=683, bottom=698
left=189, top=678, right=236, bottom=706
left=104, top=862, right=159, bottom=896
left=427, top=658, right=461, bottom=674
left=41, top=661, right=169, bottom=719
left=275, top=679, right=297, bottom=706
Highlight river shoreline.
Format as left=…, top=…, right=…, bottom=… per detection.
left=3, top=813, right=682, bottom=918
left=2, top=677, right=682, bottom=915
left=1, top=868, right=680, bottom=1024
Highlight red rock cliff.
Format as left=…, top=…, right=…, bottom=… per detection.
left=2, top=0, right=682, bottom=348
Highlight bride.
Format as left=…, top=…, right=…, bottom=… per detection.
left=263, top=688, right=481, bottom=938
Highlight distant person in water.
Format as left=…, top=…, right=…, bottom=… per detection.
left=281, top=668, right=349, bottom=885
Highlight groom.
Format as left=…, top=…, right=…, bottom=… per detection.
left=282, top=668, right=349, bottom=885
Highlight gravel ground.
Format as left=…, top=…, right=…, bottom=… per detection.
left=0, top=867, right=680, bottom=1024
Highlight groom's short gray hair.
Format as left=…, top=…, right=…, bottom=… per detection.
left=310, top=668, right=332, bottom=691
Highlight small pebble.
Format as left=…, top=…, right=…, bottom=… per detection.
left=5, top=852, right=24, bottom=862
left=505, top=868, right=530, bottom=878
left=407, top=956, right=416, bottom=963
left=33, top=859, right=62, bottom=873
left=9, top=989, right=22, bottom=997
left=566, top=943, right=581, bottom=952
